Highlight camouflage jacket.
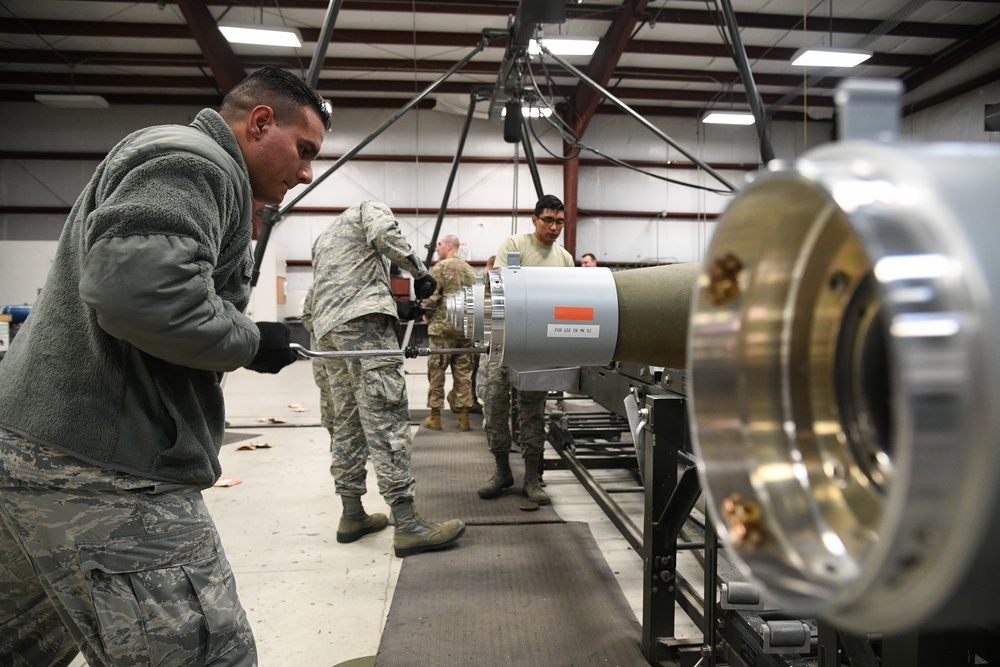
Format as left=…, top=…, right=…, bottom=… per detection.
left=310, top=200, right=428, bottom=339
left=422, top=255, right=476, bottom=337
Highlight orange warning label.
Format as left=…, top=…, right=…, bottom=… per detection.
left=554, top=306, right=594, bottom=321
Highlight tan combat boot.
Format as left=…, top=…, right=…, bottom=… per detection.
left=477, top=454, right=514, bottom=499
left=458, top=407, right=471, bottom=432
left=522, top=452, right=550, bottom=505
left=391, top=499, right=465, bottom=558
left=337, top=495, right=389, bottom=543
left=423, top=407, right=442, bottom=430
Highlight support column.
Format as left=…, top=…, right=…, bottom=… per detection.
left=562, top=137, right=579, bottom=259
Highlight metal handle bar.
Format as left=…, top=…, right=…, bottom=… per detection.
left=290, top=343, right=486, bottom=360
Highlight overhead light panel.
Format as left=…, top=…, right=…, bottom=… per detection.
left=219, top=24, right=302, bottom=48
left=34, top=94, right=109, bottom=109
left=529, top=37, right=599, bottom=56
left=702, top=111, right=755, bottom=125
left=791, top=48, right=871, bottom=68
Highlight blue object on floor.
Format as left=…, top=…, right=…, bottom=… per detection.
left=2, top=305, right=31, bottom=323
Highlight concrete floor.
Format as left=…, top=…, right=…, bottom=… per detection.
left=69, top=357, right=653, bottom=666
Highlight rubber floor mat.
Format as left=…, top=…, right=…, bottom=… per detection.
left=376, top=521, right=646, bottom=666
left=409, top=413, right=561, bottom=525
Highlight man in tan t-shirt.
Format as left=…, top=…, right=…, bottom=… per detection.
left=479, top=194, right=573, bottom=506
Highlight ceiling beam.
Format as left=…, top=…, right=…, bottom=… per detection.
left=0, top=71, right=833, bottom=108
left=91, top=0, right=979, bottom=40
left=635, top=8, right=975, bottom=40
left=0, top=89, right=439, bottom=109
left=569, top=0, right=646, bottom=139
left=902, top=13, right=1000, bottom=91
left=175, top=0, right=245, bottom=93
left=1, top=87, right=819, bottom=120
left=0, top=19, right=931, bottom=68
left=0, top=48, right=849, bottom=90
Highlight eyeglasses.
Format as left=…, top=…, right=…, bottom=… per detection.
left=537, top=216, right=566, bottom=227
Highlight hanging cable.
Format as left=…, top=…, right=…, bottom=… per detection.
left=511, top=140, right=520, bottom=235
left=523, top=65, right=733, bottom=195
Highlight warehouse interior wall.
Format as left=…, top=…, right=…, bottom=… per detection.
left=2, top=79, right=997, bottom=310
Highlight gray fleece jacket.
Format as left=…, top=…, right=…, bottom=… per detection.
left=0, top=109, right=260, bottom=487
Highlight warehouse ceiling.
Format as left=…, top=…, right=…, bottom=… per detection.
left=2, top=0, right=1000, bottom=131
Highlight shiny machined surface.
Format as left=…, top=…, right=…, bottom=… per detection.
left=445, top=290, right=464, bottom=334
left=484, top=268, right=505, bottom=364
left=687, top=140, right=1000, bottom=631
left=455, top=280, right=486, bottom=342
left=484, top=266, right=620, bottom=369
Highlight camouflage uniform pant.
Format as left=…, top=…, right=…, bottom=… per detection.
left=316, top=314, right=415, bottom=505
left=479, top=364, right=547, bottom=459
left=311, top=358, right=336, bottom=447
left=0, top=429, right=256, bottom=667
left=426, top=334, right=475, bottom=409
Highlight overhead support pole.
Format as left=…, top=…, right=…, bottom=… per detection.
left=717, top=0, right=775, bottom=164
left=562, top=136, right=579, bottom=258
left=520, top=115, right=544, bottom=201
left=424, top=88, right=489, bottom=267
left=251, top=30, right=503, bottom=287
left=175, top=0, right=245, bottom=93
left=280, top=33, right=500, bottom=217
left=543, top=47, right=736, bottom=193
left=306, top=0, right=345, bottom=88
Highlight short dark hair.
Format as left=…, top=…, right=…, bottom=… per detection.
left=582, top=253, right=596, bottom=261
left=221, top=66, right=331, bottom=131
left=534, top=194, right=564, bottom=217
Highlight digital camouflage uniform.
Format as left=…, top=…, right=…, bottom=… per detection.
left=301, top=284, right=335, bottom=436
left=422, top=255, right=476, bottom=410
left=309, top=201, right=431, bottom=505
left=0, top=431, right=255, bottom=667
left=0, top=109, right=259, bottom=665
left=480, top=366, right=545, bottom=458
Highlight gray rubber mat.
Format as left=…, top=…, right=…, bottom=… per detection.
left=376, top=522, right=646, bottom=666
left=410, top=413, right=562, bottom=525
left=222, top=431, right=259, bottom=446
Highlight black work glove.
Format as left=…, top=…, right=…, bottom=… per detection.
left=396, top=299, right=425, bottom=322
left=413, top=274, right=438, bottom=299
left=245, top=322, right=298, bottom=374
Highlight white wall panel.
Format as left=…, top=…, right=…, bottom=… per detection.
left=0, top=241, right=58, bottom=306
left=0, top=160, right=102, bottom=208
left=9, top=83, right=991, bottom=297
left=0, top=103, right=202, bottom=153
left=576, top=217, right=717, bottom=265
left=902, top=81, right=1000, bottom=142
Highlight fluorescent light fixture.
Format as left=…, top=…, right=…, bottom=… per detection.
left=529, top=37, right=599, bottom=56
left=702, top=111, right=755, bottom=125
left=34, top=94, right=109, bottom=109
left=791, top=48, right=871, bottom=68
left=219, top=24, right=302, bottom=48
left=501, top=105, right=553, bottom=118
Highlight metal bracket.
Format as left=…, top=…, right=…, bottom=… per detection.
left=623, top=387, right=649, bottom=482
left=835, top=78, right=903, bottom=142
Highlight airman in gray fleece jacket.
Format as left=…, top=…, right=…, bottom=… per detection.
left=0, top=66, right=329, bottom=666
